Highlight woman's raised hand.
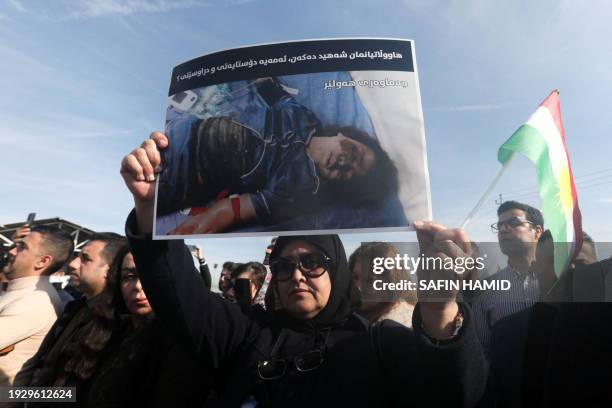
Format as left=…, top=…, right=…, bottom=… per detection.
left=120, top=132, right=168, bottom=234
left=120, top=132, right=168, bottom=203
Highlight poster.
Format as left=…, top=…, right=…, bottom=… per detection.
left=154, top=38, right=431, bottom=238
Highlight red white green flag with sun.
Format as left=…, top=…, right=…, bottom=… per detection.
left=498, top=90, right=583, bottom=278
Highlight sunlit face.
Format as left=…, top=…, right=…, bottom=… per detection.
left=219, top=268, right=232, bottom=292
left=317, top=133, right=376, bottom=181
left=351, top=258, right=365, bottom=293
left=66, top=255, right=79, bottom=288
left=68, top=240, right=109, bottom=298
left=6, top=232, right=48, bottom=280
left=351, top=249, right=394, bottom=314
left=351, top=258, right=377, bottom=314
left=276, top=241, right=332, bottom=320
left=120, top=253, right=153, bottom=316
left=497, top=209, right=542, bottom=257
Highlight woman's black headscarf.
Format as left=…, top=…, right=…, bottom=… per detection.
left=267, top=235, right=361, bottom=329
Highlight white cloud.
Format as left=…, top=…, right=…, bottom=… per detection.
left=0, top=42, right=112, bottom=108
left=404, top=0, right=612, bottom=83
left=75, top=0, right=204, bottom=18
left=0, top=112, right=131, bottom=139
left=428, top=103, right=524, bottom=112
left=0, top=113, right=133, bottom=160
left=7, top=0, right=26, bottom=13
left=0, top=112, right=135, bottom=232
left=13, top=0, right=210, bottom=21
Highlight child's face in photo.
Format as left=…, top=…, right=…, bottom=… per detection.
left=319, top=133, right=375, bottom=181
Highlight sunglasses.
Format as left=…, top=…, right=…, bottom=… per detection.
left=491, top=217, right=535, bottom=233
left=257, top=329, right=331, bottom=381
left=269, top=253, right=332, bottom=282
left=257, top=349, right=325, bottom=380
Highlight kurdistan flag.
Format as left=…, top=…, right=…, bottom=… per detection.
left=498, top=90, right=583, bottom=278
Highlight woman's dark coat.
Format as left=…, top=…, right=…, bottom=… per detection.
left=126, top=211, right=487, bottom=407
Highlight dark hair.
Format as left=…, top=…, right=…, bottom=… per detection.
left=581, top=232, right=598, bottom=261
left=497, top=200, right=544, bottom=228
left=219, top=261, right=238, bottom=292
left=320, top=125, right=399, bottom=204
left=539, top=229, right=553, bottom=243
left=31, top=225, right=74, bottom=275
left=539, top=229, right=597, bottom=260
left=539, top=229, right=592, bottom=245
left=86, top=233, right=127, bottom=266
left=66, top=244, right=130, bottom=381
left=232, top=261, right=267, bottom=290
left=41, top=244, right=129, bottom=387
left=108, top=245, right=133, bottom=315
left=348, top=242, right=416, bottom=323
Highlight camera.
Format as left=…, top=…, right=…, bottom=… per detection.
left=0, top=251, right=10, bottom=270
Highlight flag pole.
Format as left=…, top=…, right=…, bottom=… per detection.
left=460, top=153, right=515, bottom=230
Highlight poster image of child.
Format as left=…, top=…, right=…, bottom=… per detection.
left=154, top=71, right=425, bottom=237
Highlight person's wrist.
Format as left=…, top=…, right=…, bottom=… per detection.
left=419, top=301, right=460, bottom=340
left=133, top=198, right=154, bottom=235
left=134, top=196, right=154, bottom=208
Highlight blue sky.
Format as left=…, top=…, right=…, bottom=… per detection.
left=1, top=0, right=611, bottom=279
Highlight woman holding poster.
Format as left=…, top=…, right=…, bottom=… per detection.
left=118, top=146, right=487, bottom=405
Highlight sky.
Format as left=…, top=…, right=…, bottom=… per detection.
left=1, top=0, right=611, bottom=281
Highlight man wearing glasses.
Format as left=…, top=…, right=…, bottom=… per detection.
left=472, top=200, right=544, bottom=357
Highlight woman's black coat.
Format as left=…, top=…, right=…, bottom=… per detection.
left=126, top=212, right=487, bottom=407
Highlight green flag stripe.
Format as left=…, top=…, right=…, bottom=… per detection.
left=498, top=124, right=572, bottom=277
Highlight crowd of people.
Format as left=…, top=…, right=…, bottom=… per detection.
left=0, top=131, right=610, bottom=408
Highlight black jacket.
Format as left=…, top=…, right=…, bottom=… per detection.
left=84, top=317, right=211, bottom=408
left=126, top=213, right=487, bottom=407
left=200, top=262, right=212, bottom=289
left=485, top=259, right=612, bottom=407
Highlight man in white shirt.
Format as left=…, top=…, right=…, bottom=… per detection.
left=0, top=225, right=73, bottom=386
